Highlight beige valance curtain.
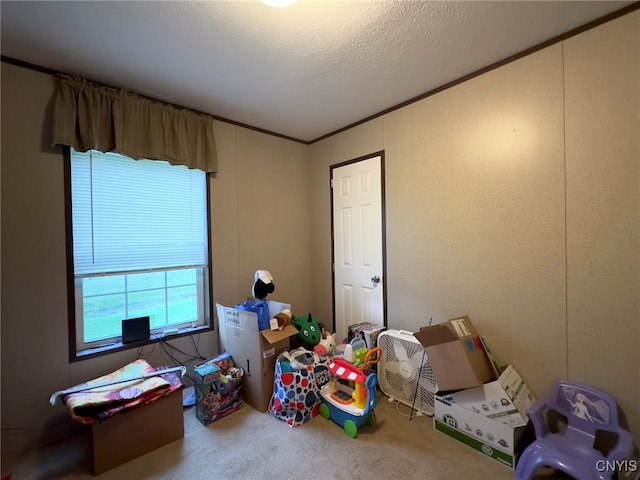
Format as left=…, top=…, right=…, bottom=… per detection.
left=53, top=74, right=218, bottom=173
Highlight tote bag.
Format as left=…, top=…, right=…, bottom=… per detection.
left=234, top=300, right=270, bottom=331
left=269, top=348, right=331, bottom=427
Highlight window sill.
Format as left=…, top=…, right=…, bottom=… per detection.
left=73, top=325, right=212, bottom=362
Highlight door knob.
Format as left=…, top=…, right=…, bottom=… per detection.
left=371, top=275, right=380, bottom=284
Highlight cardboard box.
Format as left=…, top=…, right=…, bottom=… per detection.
left=194, top=352, right=244, bottom=425
left=216, top=300, right=298, bottom=412
left=413, top=315, right=495, bottom=392
left=433, top=365, right=536, bottom=469
left=347, top=322, right=386, bottom=349
left=91, top=389, right=184, bottom=475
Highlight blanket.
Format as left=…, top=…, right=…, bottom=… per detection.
left=62, top=359, right=183, bottom=424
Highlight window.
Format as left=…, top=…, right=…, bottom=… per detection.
left=68, top=149, right=210, bottom=357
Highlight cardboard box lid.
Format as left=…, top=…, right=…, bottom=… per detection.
left=414, top=315, right=480, bottom=346
left=414, top=323, right=456, bottom=347
left=436, top=364, right=535, bottom=427
left=260, top=324, right=298, bottom=344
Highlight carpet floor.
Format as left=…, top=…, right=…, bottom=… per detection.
left=5, top=392, right=565, bottom=480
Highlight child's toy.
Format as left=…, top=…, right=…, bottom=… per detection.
left=349, top=337, right=366, bottom=351
left=337, top=337, right=367, bottom=364
left=194, top=352, right=244, bottom=425
left=342, top=343, right=355, bottom=363
left=353, top=347, right=369, bottom=367
left=252, top=269, right=275, bottom=300
left=318, top=348, right=381, bottom=438
left=291, top=312, right=322, bottom=346
left=314, top=329, right=337, bottom=356
left=269, top=308, right=292, bottom=331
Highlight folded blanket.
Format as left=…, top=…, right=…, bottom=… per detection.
left=62, top=359, right=183, bottom=424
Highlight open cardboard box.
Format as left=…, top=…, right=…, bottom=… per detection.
left=433, top=364, right=536, bottom=469
left=216, top=300, right=298, bottom=412
left=413, top=315, right=496, bottom=392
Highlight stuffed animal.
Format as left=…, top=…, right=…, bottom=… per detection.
left=270, top=309, right=292, bottom=331
left=314, top=329, right=337, bottom=356
left=252, top=270, right=275, bottom=300
left=291, top=312, right=321, bottom=346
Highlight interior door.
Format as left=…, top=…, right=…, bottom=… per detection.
left=332, top=154, right=385, bottom=343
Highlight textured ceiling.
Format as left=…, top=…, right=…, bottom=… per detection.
left=1, top=1, right=635, bottom=142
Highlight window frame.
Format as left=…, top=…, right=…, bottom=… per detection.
left=64, top=147, right=214, bottom=362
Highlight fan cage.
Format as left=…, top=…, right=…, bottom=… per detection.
left=377, top=329, right=436, bottom=416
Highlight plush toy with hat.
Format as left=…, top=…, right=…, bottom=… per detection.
left=252, top=270, right=275, bottom=300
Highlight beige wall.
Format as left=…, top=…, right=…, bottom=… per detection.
left=0, top=63, right=312, bottom=461
left=1, top=9, right=638, bottom=464
left=564, top=12, right=640, bottom=431
left=384, top=42, right=567, bottom=393
left=309, top=11, right=639, bottom=435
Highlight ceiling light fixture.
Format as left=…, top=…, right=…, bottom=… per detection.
left=262, top=0, right=297, bottom=7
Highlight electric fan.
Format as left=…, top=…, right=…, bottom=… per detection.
left=377, top=329, right=437, bottom=416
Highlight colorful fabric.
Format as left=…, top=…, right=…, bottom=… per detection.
left=269, top=349, right=331, bottom=427
left=62, top=359, right=183, bottom=424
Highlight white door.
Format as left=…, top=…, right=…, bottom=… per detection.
left=332, top=154, right=385, bottom=343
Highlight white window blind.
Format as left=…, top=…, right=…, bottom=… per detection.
left=71, top=149, right=208, bottom=276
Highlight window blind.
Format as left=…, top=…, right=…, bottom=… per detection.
left=71, top=149, right=208, bottom=276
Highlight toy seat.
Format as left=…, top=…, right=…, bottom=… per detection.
left=513, top=380, right=634, bottom=480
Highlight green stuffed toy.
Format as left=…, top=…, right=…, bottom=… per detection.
left=292, top=312, right=321, bottom=346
